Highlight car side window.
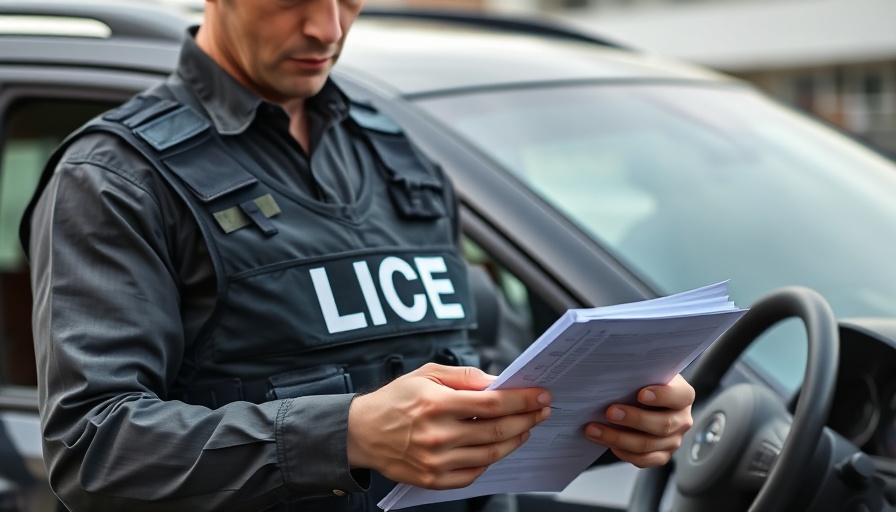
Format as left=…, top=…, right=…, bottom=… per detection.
left=0, top=98, right=115, bottom=386
left=462, top=237, right=562, bottom=373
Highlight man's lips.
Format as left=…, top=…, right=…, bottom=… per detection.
left=290, top=56, right=332, bottom=69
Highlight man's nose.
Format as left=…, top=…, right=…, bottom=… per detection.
left=302, top=0, right=343, bottom=45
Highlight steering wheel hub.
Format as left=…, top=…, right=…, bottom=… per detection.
left=691, top=411, right=726, bottom=463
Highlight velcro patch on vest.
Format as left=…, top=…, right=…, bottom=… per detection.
left=135, top=105, right=209, bottom=151
left=213, top=194, right=281, bottom=234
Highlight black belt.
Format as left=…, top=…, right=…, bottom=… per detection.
left=172, top=346, right=480, bottom=409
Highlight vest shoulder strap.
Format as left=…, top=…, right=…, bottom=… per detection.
left=110, top=94, right=259, bottom=203
left=347, top=100, right=447, bottom=219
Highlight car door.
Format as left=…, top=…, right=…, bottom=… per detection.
left=0, top=21, right=178, bottom=509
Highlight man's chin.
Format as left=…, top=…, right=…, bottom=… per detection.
left=293, top=81, right=329, bottom=100
left=262, top=77, right=329, bottom=104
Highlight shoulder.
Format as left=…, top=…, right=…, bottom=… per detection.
left=32, top=129, right=198, bottom=261
left=51, top=130, right=188, bottom=223
left=59, top=132, right=158, bottom=189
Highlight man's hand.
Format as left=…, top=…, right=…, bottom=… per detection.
left=347, top=363, right=551, bottom=489
left=584, top=374, right=696, bottom=468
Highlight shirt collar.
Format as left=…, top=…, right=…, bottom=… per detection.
left=176, top=27, right=351, bottom=136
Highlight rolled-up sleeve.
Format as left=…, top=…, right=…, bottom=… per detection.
left=28, top=135, right=368, bottom=512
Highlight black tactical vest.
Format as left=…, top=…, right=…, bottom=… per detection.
left=22, top=82, right=488, bottom=512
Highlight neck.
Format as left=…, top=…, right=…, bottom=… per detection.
left=281, top=98, right=311, bottom=153
left=194, top=23, right=312, bottom=152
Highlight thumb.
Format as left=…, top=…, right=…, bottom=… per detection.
left=420, top=363, right=497, bottom=391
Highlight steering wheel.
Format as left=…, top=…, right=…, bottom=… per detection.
left=629, top=286, right=839, bottom=512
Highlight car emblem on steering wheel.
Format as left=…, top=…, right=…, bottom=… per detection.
left=691, top=411, right=726, bottom=462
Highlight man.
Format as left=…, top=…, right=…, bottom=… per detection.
left=21, top=0, right=696, bottom=511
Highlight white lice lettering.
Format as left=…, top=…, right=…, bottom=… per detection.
left=353, top=261, right=387, bottom=326
left=310, top=267, right=368, bottom=333
left=415, top=256, right=465, bottom=320
left=379, top=257, right=427, bottom=322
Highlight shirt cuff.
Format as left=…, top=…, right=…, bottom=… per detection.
left=275, top=395, right=371, bottom=498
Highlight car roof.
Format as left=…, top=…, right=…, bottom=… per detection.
left=0, top=2, right=733, bottom=96
left=340, top=9, right=735, bottom=98
left=0, top=0, right=192, bottom=74
left=0, top=0, right=193, bottom=41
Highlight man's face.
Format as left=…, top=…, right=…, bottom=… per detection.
left=205, top=0, right=364, bottom=103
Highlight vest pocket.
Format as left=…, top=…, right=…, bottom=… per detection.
left=265, top=364, right=353, bottom=401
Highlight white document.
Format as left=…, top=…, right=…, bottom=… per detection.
left=379, top=281, right=747, bottom=510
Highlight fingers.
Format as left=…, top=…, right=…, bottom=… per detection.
left=640, top=374, right=696, bottom=411
left=404, top=430, right=535, bottom=490
left=416, top=363, right=551, bottom=419
left=455, top=407, right=551, bottom=447
left=600, top=402, right=693, bottom=438
left=450, top=387, right=551, bottom=420
left=607, top=445, right=678, bottom=469
left=374, top=425, right=539, bottom=489
left=585, top=415, right=685, bottom=457
left=421, top=466, right=490, bottom=491
left=595, top=373, right=695, bottom=438
left=422, top=363, right=497, bottom=392
left=584, top=374, right=696, bottom=468
left=584, top=418, right=683, bottom=468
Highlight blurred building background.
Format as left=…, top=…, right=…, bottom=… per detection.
left=366, top=0, right=896, bottom=154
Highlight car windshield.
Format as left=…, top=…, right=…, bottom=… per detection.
left=416, top=82, right=896, bottom=391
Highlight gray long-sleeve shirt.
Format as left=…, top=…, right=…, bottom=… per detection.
left=27, top=31, right=377, bottom=511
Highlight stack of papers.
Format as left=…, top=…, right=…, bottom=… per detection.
left=379, top=281, right=747, bottom=511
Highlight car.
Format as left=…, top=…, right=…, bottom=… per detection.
left=1, top=1, right=896, bottom=511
